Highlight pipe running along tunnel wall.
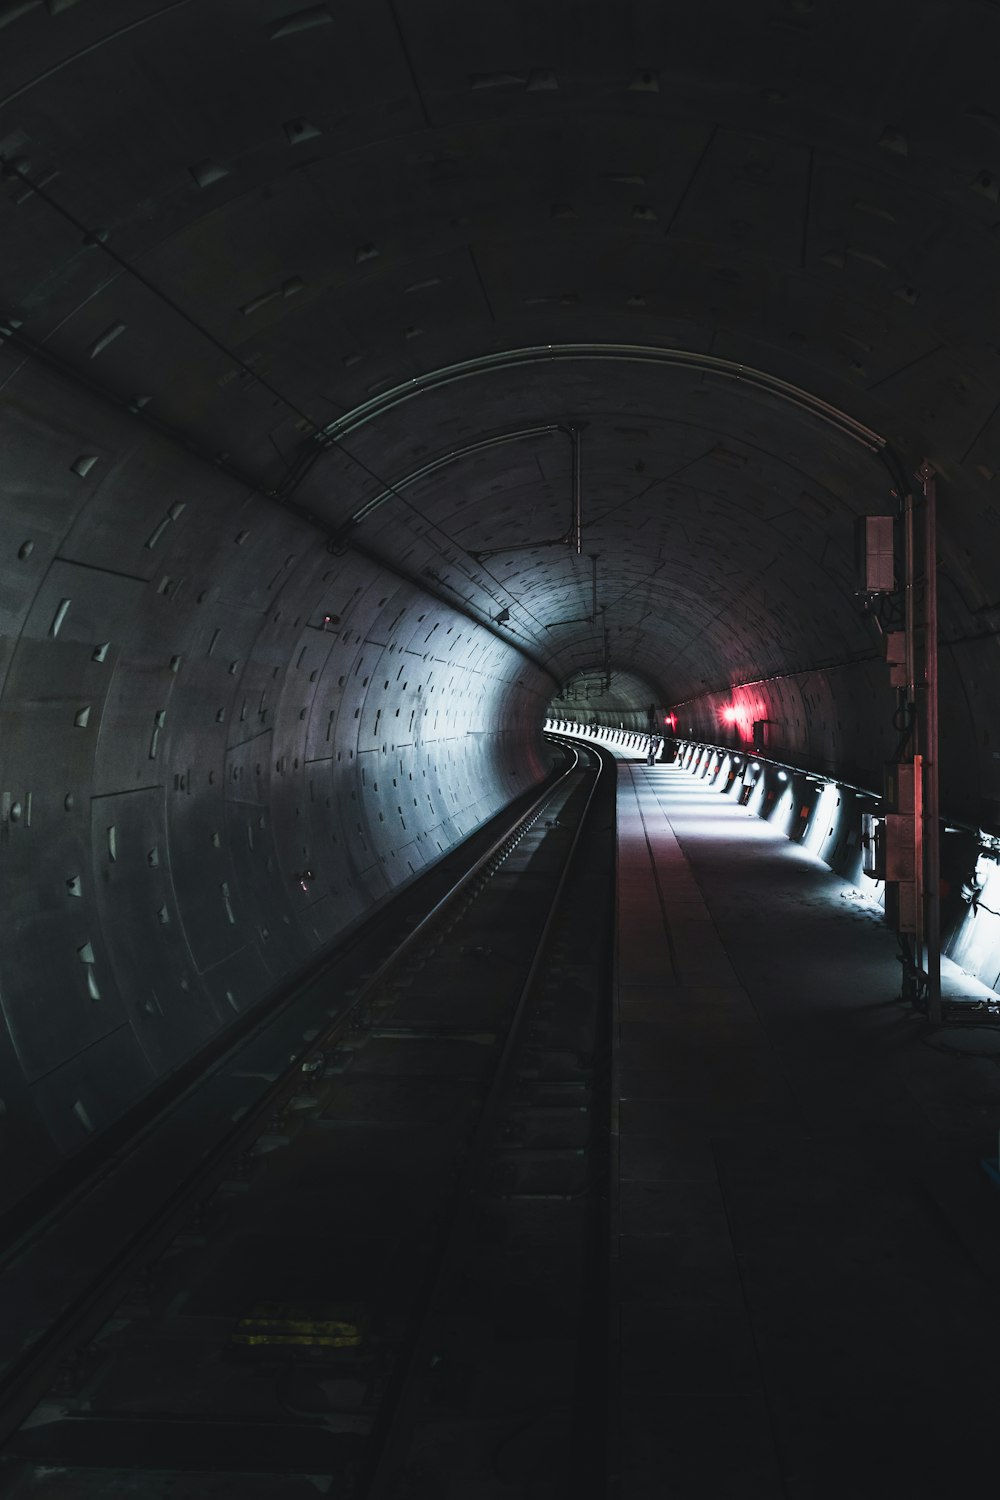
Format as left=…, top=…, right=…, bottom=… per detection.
left=6, top=1, right=1000, bottom=1207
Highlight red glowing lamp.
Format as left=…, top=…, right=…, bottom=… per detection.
left=663, top=712, right=677, bottom=730
left=722, top=705, right=738, bottom=724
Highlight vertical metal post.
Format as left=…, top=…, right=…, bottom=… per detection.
left=918, top=460, right=941, bottom=1022
left=590, top=553, right=599, bottom=623
left=904, top=489, right=924, bottom=981
left=904, top=490, right=916, bottom=711
left=571, top=425, right=582, bottom=556
left=913, top=751, right=924, bottom=983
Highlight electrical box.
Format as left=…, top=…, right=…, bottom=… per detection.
left=878, top=762, right=919, bottom=932
left=885, top=880, right=918, bottom=933
left=884, top=814, right=916, bottom=881
left=884, top=630, right=907, bottom=688
left=884, top=762, right=916, bottom=815
left=857, top=515, right=895, bottom=593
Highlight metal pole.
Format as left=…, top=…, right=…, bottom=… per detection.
left=571, top=425, right=582, bottom=555
left=590, top=553, right=598, bottom=622
left=918, top=460, right=941, bottom=1022
left=904, top=490, right=916, bottom=712
left=904, top=489, right=924, bottom=988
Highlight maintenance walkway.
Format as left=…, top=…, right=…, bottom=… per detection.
left=608, top=746, right=1000, bottom=1500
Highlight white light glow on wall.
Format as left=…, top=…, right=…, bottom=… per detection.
left=950, top=855, right=1000, bottom=989
left=803, top=782, right=841, bottom=857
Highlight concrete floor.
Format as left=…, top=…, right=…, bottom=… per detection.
left=610, top=754, right=1000, bottom=1500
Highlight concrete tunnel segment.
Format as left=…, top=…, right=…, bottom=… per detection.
left=2, top=0, right=1000, bottom=1202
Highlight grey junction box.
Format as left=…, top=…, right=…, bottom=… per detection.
left=857, top=515, right=895, bottom=593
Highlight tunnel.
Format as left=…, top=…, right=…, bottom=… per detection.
left=2, top=2, right=1000, bottom=1494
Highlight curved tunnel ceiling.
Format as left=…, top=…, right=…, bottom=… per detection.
left=296, top=350, right=888, bottom=698
left=6, top=0, right=1000, bottom=1177
left=4, top=0, right=1000, bottom=706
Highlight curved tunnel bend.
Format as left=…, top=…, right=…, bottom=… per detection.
left=2, top=3, right=1000, bottom=1230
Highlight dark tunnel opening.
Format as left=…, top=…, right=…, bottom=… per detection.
left=547, top=668, right=664, bottom=730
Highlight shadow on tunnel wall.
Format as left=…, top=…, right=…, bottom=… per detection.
left=0, top=368, right=551, bottom=1215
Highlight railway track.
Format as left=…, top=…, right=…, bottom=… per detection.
left=1, top=736, right=617, bottom=1499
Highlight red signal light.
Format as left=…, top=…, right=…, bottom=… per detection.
left=722, top=705, right=738, bottom=724
left=663, top=713, right=677, bottom=730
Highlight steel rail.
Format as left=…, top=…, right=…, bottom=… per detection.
left=0, top=745, right=584, bottom=1451
left=363, top=738, right=610, bottom=1496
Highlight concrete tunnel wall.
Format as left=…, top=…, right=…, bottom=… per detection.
left=9, top=0, right=1000, bottom=1225
left=0, top=363, right=551, bottom=1215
